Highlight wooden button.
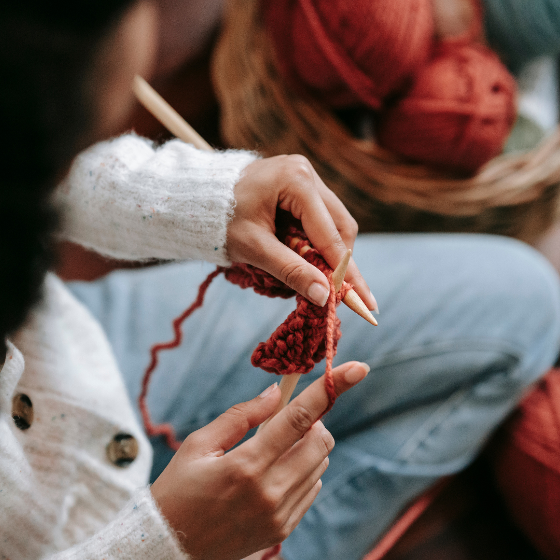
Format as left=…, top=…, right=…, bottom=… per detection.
left=106, top=433, right=139, bottom=467
left=12, top=393, right=33, bottom=430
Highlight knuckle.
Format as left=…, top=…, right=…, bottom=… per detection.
left=284, top=155, right=314, bottom=184
left=276, top=523, right=292, bottom=542
left=285, top=403, right=315, bottom=433
left=280, top=261, right=309, bottom=290
left=260, top=487, right=282, bottom=513
left=319, top=429, right=335, bottom=455
left=223, top=404, right=251, bottom=434
left=183, top=429, right=204, bottom=450
left=230, top=454, right=260, bottom=484
left=310, top=422, right=335, bottom=455
left=345, top=216, right=359, bottom=238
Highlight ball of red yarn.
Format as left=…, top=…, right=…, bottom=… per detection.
left=377, top=43, right=517, bottom=172
left=263, top=0, right=434, bottom=109
left=492, top=368, right=560, bottom=560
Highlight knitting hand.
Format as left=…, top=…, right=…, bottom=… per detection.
left=150, top=361, right=369, bottom=560
left=228, top=155, right=377, bottom=310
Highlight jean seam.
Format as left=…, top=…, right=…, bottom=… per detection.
left=362, top=337, right=524, bottom=376
left=394, top=385, right=473, bottom=463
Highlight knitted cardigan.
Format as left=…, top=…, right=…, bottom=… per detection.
left=0, top=134, right=257, bottom=560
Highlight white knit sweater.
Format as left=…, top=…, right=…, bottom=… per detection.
left=0, top=134, right=257, bottom=559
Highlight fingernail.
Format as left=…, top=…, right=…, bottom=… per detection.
left=345, top=363, right=370, bottom=384
left=258, top=382, right=278, bottom=398
left=370, top=292, right=379, bottom=313
left=308, top=282, right=329, bottom=307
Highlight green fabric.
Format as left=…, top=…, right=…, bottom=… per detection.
left=503, top=114, right=546, bottom=154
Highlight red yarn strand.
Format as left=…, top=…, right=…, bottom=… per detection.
left=138, top=267, right=224, bottom=451
left=322, top=274, right=338, bottom=415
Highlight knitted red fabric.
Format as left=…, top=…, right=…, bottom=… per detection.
left=251, top=233, right=350, bottom=375
left=139, top=229, right=349, bottom=450
left=263, top=0, right=434, bottom=109
left=493, top=368, right=560, bottom=560
left=377, top=42, right=516, bottom=172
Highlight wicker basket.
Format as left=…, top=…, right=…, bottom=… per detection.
left=212, top=0, right=560, bottom=242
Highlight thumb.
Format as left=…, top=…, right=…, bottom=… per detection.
left=185, top=383, right=281, bottom=457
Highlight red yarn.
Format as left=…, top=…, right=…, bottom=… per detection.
left=377, top=43, right=517, bottom=172
left=493, top=368, right=560, bottom=560
left=263, top=0, right=517, bottom=172
left=264, top=0, right=434, bottom=109
left=251, top=233, right=350, bottom=376
left=139, top=228, right=348, bottom=449
left=139, top=268, right=224, bottom=451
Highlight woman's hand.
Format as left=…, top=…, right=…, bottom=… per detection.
left=150, top=361, right=369, bottom=560
left=227, top=155, right=377, bottom=310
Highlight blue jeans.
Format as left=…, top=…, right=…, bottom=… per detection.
left=68, top=233, right=560, bottom=560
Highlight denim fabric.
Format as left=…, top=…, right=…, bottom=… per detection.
left=68, top=233, right=560, bottom=560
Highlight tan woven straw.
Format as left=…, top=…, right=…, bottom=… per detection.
left=212, top=0, right=560, bottom=241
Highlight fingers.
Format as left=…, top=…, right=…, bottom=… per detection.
left=184, top=383, right=281, bottom=458
left=255, top=361, right=369, bottom=464
left=247, top=227, right=332, bottom=307
left=277, top=156, right=375, bottom=310
left=229, top=154, right=376, bottom=309
left=310, top=167, right=358, bottom=251
left=272, top=421, right=331, bottom=509
left=282, top=479, right=323, bottom=538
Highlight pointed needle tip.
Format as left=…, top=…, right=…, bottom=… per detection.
left=343, top=290, right=378, bottom=326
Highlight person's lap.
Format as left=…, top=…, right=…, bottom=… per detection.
left=67, top=233, right=560, bottom=560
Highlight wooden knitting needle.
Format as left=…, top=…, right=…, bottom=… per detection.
left=132, top=76, right=377, bottom=325
left=332, top=248, right=353, bottom=292
left=289, top=238, right=378, bottom=327
left=256, top=248, right=355, bottom=431
left=132, top=75, right=213, bottom=151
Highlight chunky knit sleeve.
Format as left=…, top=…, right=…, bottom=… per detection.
left=55, top=133, right=258, bottom=266
left=46, top=488, right=190, bottom=560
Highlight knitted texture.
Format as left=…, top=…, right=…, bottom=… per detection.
left=0, top=277, right=191, bottom=559
left=139, top=228, right=350, bottom=451
left=378, top=42, right=517, bottom=172
left=56, top=133, right=258, bottom=266
left=48, top=488, right=189, bottom=560
left=250, top=232, right=350, bottom=375
left=493, top=367, right=560, bottom=560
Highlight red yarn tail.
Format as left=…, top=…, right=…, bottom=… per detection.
left=138, top=267, right=224, bottom=451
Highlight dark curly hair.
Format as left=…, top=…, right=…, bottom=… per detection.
left=0, top=1, right=134, bottom=350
